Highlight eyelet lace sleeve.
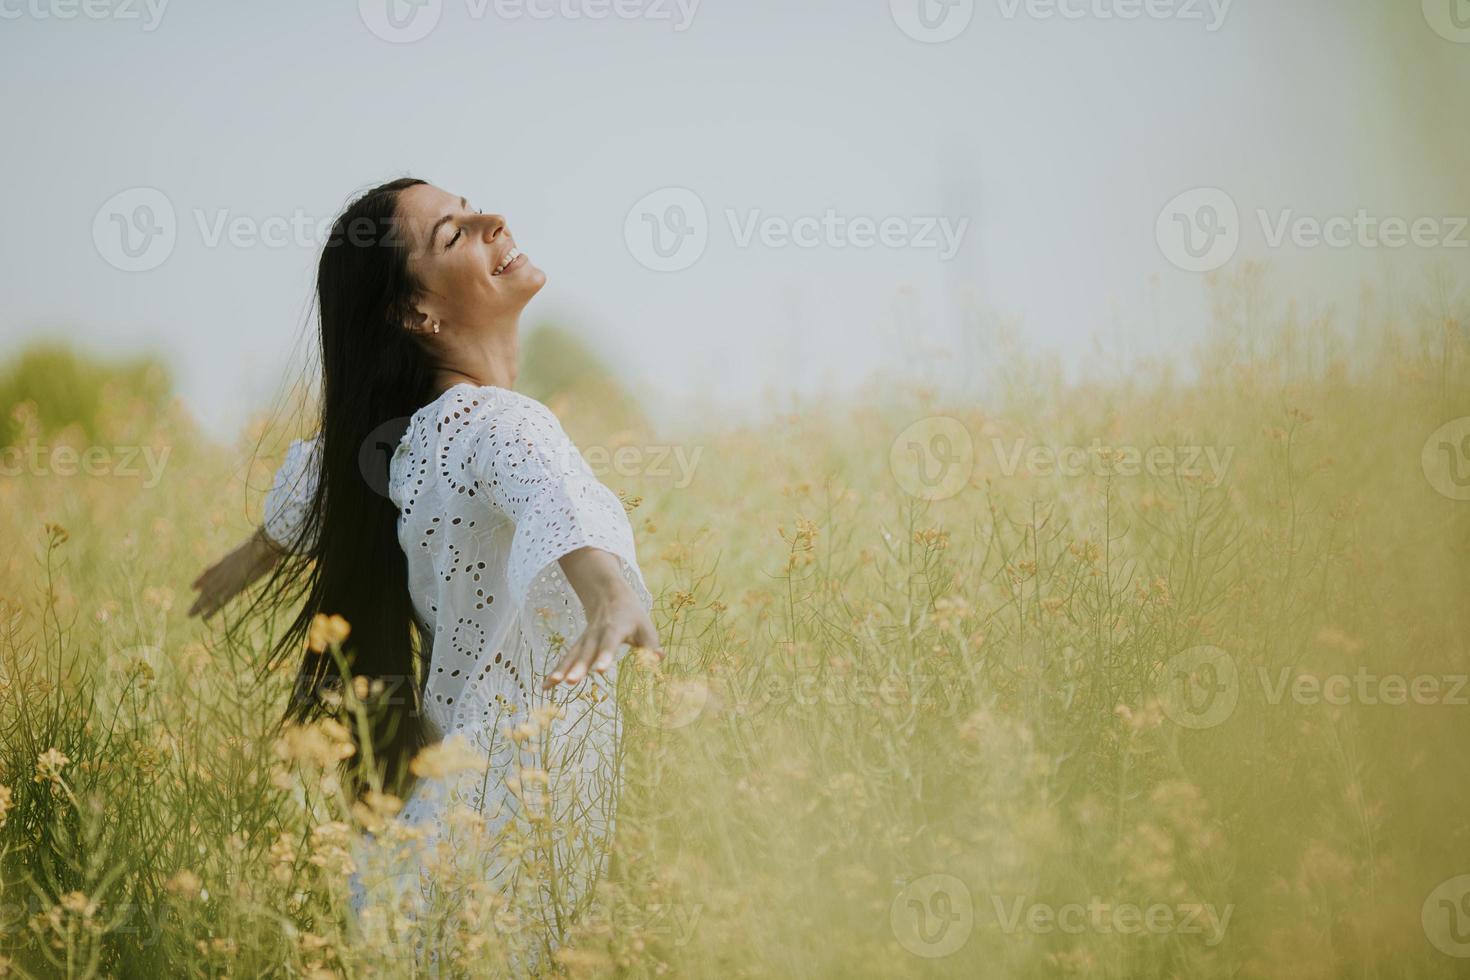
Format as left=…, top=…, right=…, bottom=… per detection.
left=469, top=395, right=650, bottom=615
left=261, top=435, right=322, bottom=553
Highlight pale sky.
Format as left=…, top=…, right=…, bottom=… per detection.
left=2, top=0, right=1466, bottom=438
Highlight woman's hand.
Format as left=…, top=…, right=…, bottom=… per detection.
left=549, top=547, right=662, bottom=689
left=187, top=527, right=283, bottom=620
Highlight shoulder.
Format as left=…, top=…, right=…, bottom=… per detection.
left=271, top=434, right=322, bottom=486
left=435, top=386, right=568, bottom=449
left=429, top=385, right=559, bottom=436
left=423, top=385, right=577, bottom=479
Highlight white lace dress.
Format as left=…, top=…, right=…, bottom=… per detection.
left=262, top=383, right=650, bottom=927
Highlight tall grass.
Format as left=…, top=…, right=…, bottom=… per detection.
left=1, top=275, right=1467, bottom=977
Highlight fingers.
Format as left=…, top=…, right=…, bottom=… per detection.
left=634, top=621, right=664, bottom=660
left=590, top=646, right=616, bottom=675
left=187, top=571, right=215, bottom=619
left=567, top=627, right=616, bottom=685
left=189, top=577, right=227, bottom=620
left=543, top=615, right=664, bottom=690
left=187, top=562, right=227, bottom=620
left=545, top=627, right=623, bottom=689
left=187, top=590, right=219, bottom=620
left=544, top=635, right=591, bottom=690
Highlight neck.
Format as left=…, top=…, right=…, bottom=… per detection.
left=429, top=317, right=521, bottom=394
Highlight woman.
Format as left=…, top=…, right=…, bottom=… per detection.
left=186, top=177, right=660, bottom=931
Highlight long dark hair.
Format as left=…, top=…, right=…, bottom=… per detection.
left=255, top=176, right=438, bottom=799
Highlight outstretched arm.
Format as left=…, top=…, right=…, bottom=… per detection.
left=187, top=526, right=284, bottom=620
left=548, top=546, right=662, bottom=689
left=189, top=435, right=322, bottom=620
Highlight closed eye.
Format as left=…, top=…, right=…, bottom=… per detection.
left=445, top=209, right=484, bottom=250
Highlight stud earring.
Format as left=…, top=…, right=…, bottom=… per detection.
left=431, top=321, right=440, bottom=334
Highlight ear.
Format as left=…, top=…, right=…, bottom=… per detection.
left=403, top=303, right=440, bottom=337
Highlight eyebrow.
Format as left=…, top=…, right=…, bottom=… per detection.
left=428, top=197, right=468, bottom=249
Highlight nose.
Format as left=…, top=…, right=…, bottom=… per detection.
left=476, top=213, right=508, bottom=241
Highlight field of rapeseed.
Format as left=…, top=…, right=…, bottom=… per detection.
left=1, top=274, right=1468, bottom=977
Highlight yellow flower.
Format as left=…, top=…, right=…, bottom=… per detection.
left=34, top=748, right=69, bottom=786
left=269, top=832, right=297, bottom=883
left=165, top=870, right=202, bottom=900
left=59, top=892, right=97, bottom=919
left=530, top=704, right=564, bottom=728
left=351, top=790, right=404, bottom=832
left=410, top=736, right=489, bottom=779
left=307, top=613, right=351, bottom=653
left=913, top=527, right=950, bottom=550
left=273, top=722, right=355, bottom=767
left=308, top=821, right=356, bottom=875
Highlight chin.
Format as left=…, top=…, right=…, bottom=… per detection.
left=523, top=264, right=548, bottom=293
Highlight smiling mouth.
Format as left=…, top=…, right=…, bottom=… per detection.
left=492, top=247, right=525, bottom=276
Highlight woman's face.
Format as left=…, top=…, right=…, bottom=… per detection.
left=397, top=183, right=546, bottom=332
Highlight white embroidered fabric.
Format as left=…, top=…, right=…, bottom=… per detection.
left=262, top=383, right=649, bottom=935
